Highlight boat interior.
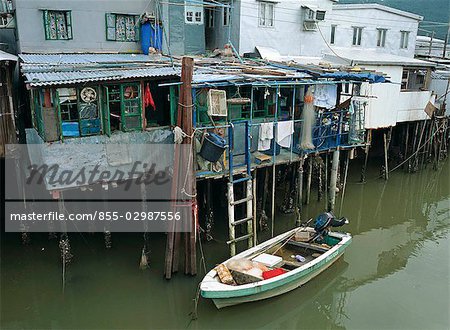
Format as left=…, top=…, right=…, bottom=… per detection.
left=214, top=232, right=343, bottom=286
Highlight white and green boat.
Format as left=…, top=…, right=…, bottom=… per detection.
left=200, top=227, right=352, bottom=309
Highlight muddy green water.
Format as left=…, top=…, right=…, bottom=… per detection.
left=1, top=159, right=449, bottom=329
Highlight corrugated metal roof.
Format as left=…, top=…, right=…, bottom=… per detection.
left=0, top=50, right=18, bottom=62
left=19, top=53, right=170, bottom=65
left=25, top=67, right=180, bottom=87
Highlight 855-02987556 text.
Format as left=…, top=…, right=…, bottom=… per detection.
left=9, top=211, right=183, bottom=222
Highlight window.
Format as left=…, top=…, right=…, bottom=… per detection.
left=352, top=27, right=363, bottom=46
left=57, top=87, right=101, bottom=138
left=401, top=68, right=428, bottom=91
left=43, top=10, right=72, bottom=40
left=330, top=25, right=336, bottom=44
left=223, top=5, right=231, bottom=26
left=259, top=2, right=274, bottom=27
left=400, top=31, right=410, bottom=49
left=185, top=1, right=203, bottom=24
left=377, top=28, right=387, bottom=47
left=206, top=8, right=214, bottom=28
left=105, top=13, right=139, bottom=41
left=104, top=84, right=142, bottom=134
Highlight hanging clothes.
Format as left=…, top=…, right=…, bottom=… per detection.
left=258, top=122, right=274, bottom=151
left=144, top=83, right=156, bottom=110
left=276, top=120, right=294, bottom=148
left=313, top=84, right=337, bottom=109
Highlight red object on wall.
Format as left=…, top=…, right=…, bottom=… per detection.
left=262, top=268, right=287, bottom=280
left=144, top=83, right=156, bottom=110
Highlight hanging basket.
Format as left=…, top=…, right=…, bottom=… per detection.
left=199, top=133, right=227, bottom=162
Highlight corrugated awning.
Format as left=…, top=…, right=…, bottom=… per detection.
left=23, top=67, right=180, bottom=87
left=0, top=50, right=18, bottom=62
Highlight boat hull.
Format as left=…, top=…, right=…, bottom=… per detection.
left=212, top=251, right=344, bottom=309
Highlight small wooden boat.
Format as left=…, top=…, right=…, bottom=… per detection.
left=200, top=227, right=352, bottom=309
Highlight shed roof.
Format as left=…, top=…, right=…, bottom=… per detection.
left=0, top=50, right=18, bottom=62
left=332, top=4, right=423, bottom=21
left=323, top=48, right=436, bottom=67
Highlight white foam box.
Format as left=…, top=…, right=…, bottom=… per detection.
left=252, top=253, right=283, bottom=268
left=294, top=231, right=313, bottom=242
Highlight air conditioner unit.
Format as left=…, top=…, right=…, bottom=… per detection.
left=207, top=89, right=227, bottom=116
left=316, top=10, right=326, bottom=21
left=303, top=21, right=317, bottom=31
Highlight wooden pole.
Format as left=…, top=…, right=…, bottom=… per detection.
left=338, top=150, right=350, bottom=216
left=252, top=169, right=257, bottom=246
left=271, top=163, right=276, bottom=238
left=305, top=157, right=312, bottom=205
left=328, top=150, right=340, bottom=212
left=295, top=157, right=304, bottom=226
left=317, top=157, right=323, bottom=202
left=361, top=129, right=371, bottom=182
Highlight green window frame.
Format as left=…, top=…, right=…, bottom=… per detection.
left=43, top=10, right=73, bottom=40
left=105, top=13, right=140, bottom=42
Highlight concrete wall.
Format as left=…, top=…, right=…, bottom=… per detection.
left=163, top=0, right=205, bottom=55
left=14, top=0, right=153, bottom=53
left=207, top=1, right=240, bottom=51
left=237, top=0, right=333, bottom=56
left=328, top=7, right=420, bottom=58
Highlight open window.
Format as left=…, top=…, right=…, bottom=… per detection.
left=401, top=68, right=430, bottom=91
left=103, top=83, right=142, bottom=135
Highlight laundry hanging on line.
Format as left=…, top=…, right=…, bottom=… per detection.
left=258, top=122, right=274, bottom=151
left=144, top=83, right=156, bottom=110
left=313, top=84, right=337, bottom=109
left=276, top=120, right=294, bottom=148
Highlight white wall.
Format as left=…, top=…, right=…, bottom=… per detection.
left=238, top=0, right=333, bottom=56
left=396, top=91, right=434, bottom=122
left=328, top=7, right=420, bottom=59
left=362, top=65, right=433, bottom=128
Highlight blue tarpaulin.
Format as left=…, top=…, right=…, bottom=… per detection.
left=320, top=72, right=387, bottom=83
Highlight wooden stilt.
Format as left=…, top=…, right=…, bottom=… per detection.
left=415, top=120, right=426, bottom=171
left=305, top=157, right=312, bottom=205
left=383, top=132, right=389, bottom=180
left=317, top=156, right=323, bottom=202
left=271, top=163, right=276, bottom=238
left=403, top=123, right=410, bottom=172
left=252, top=169, right=257, bottom=246
left=360, top=129, right=371, bottom=182
left=295, top=157, right=304, bottom=226
left=328, top=150, right=340, bottom=212
left=338, top=150, right=350, bottom=216
left=409, top=121, right=419, bottom=173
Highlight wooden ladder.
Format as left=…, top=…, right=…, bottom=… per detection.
left=227, top=120, right=255, bottom=256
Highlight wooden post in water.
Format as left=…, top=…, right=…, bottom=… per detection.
left=295, top=157, right=304, bottom=226
left=403, top=123, right=410, bottom=172
left=361, top=129, right=371, bottom=182
left=383, top=127, right=392, bottom=180
left=252, top=169, right=257, bottom=246
left=305, top=157, right=312, bottom=205
left=328, top=150, right=340, bottom=212
left=164, top=56, right=196, bottom=278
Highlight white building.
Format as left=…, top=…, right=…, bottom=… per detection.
left=328, top=4, right=422, bottom=59
left=207, top=0, right=337, bottom=56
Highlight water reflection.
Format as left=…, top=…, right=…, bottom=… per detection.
left=1, top=160, right=449, bottom=329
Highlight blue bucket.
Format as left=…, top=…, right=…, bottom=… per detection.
left=200, top=133, right=227, bottom=162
